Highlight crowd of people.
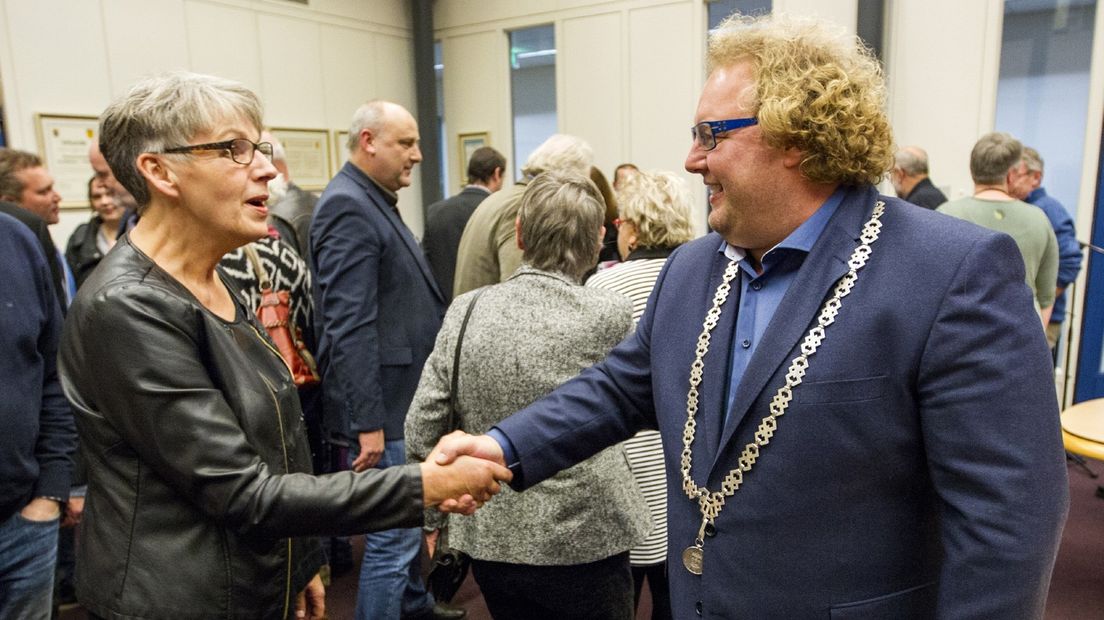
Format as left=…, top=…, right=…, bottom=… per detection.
left=0, top=10, right=1079, bottom=620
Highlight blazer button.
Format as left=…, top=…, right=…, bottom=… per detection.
left=695, top=601, right=703, bottom=616
left=704, top=522, right=716, bottom=537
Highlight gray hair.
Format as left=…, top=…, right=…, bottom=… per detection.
left=346, top=100, right=393, bottom=152
left=520, top=134, right=593, bottom=179
left=518, top=171, right=605, bottom=281
left=894, top=146, right=929, bottom=176
left=1022, top=146, right=1044, bottom=174
left=969, top=132, right=1023, bottom=185
left=99, top=71, right=264, bottom=210
left=615, top=170, right=695, bottom=249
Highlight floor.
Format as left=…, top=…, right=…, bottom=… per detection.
left=59, top=459, right=1104, bottom=619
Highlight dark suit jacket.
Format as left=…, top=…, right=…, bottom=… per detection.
left=904, top=177, right=948, bottom=210
left=0, top=201, right=66, bottom=313
left=497, top=186, right=1068, bottom=618
left=422, top=186, right=491, bottom=303
left=310, top=162, right=445, bottom=442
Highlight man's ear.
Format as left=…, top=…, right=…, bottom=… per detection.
left=781, top=146, right=803, bottom=169
left=515, top=215, right=525, bottom=251
left=359, top=129, right=376, bottom=156
left=137, top=153, right=180, bottom=200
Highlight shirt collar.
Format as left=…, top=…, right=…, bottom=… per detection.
left=719, top=187, right=847, bottom=262
left=344, top=161, right=399, bottom=207
left=464, top=185, right=492, bottom=195
left=1027, top=187, right=1046, bottom=202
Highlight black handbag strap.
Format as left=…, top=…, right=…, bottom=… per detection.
left=449, top=287, right=486, bottom=432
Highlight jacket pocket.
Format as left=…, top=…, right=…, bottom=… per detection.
left=794, top=375, right=886, bottom=405
left=380, top=347, right=412, bottom=366
left=829, top=581, right=936, bottom=619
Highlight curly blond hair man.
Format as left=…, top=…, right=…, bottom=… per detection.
left=436, top=13, right=1067, bottom=618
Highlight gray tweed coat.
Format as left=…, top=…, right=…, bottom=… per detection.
left=405, top=266, right=650, bottom=565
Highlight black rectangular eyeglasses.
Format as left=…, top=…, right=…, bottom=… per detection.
left=161, top=138, right=273, bottom=165
left=691, top=117, right=758, bottom=151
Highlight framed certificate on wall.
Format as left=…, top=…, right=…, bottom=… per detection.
left=269, top=127, right=332, bottom=190
left=456, top=132, right=489, bottom=186
left=35, top=113, right=99, bottom=208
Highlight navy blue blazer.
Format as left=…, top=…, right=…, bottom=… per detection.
left=497, top=186, right=1068, bottom=619
left=310, top=162, right=445, bottom=442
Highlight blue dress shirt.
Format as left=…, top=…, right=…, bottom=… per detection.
left=722, top=189, right=844, bottom=429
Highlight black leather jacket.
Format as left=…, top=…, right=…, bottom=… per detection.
left=58, top=236, right=424, bottom=619
left=64, top=216, right=106, bottom=289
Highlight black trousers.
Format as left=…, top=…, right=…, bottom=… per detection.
left=632, top=562, right=672, bottom=620
left=471, top=551, right=633, bottom=620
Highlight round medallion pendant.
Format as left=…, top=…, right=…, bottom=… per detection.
left=682, top=546, right=703, bottom=575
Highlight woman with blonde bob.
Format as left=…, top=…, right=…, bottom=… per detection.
left=57, top=71, right=507, bottom=620
left=586, top=169, right=695, bottom=620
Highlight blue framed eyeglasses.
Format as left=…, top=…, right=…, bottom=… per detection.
left=691, top=117, right=758, bottom=151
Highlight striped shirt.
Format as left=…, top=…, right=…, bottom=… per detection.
left=587, top=252, right=671, bottom=566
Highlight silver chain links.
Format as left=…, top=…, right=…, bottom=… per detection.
left=680, top=202, right=886, bottom=535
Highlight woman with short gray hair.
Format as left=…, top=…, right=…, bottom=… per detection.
left=406, top=170, right=650, bottom=619
left=58, top=71, right=507, bottom=620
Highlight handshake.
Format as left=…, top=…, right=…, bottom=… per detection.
left=419, top=431, right=512, bottom=515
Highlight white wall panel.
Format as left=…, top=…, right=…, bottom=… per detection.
left=319, top=25, right=378, bottom=131
left=885, top=0, right=1002, bottom=200
left=774, top=0, right=857, bottom=35
left=560, top=11, right=622, bottom=174
left=628, top=2, right=697, bottom=215
left=441, top=30, right=511, bottom=188
left=311, top=0, right=409, bottom=28
left=2, top=0, right=111, bottom=147
left=185, top=1, right=262, bottom=92
left=103, top=0, right=190, bottom=96
left=258, top=13, right=326, bottom=127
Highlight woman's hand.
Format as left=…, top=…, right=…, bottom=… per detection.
left=295, top=573, right=325, bottom=619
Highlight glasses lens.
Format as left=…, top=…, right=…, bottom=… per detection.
left=228, top=139, right=253, bottom=165
left=258, top=142, right=274, bottom=159
left=693, top=123, right=715, bottom=150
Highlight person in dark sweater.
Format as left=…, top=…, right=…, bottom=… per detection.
left=0, top=211, right=77, bottom=619
left=891, top=145, right=948, bottom=209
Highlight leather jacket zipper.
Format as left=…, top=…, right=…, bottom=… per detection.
left=251, top=324, right=295, bottom=619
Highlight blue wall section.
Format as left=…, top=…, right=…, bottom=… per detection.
left=1075, top=126, right=1104, bottom=403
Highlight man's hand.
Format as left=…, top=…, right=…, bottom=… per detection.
left=295, top=572, right=325, bottom=619
left=61, top=496, right=85, bottom=528
left=420, top=440, right=511, bottom=514
left=20, top=497, right=61, bottom=522
left=432, top=430, right=506, bottom=467
left=352, top=429, right=385, bottom=472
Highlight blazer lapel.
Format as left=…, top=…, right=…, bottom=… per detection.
left=711, top=187, right=877, bottom=472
